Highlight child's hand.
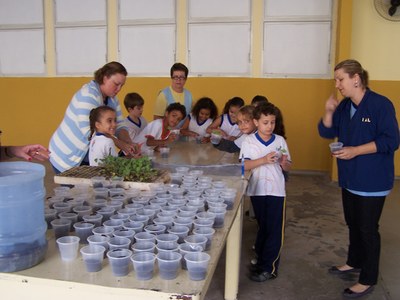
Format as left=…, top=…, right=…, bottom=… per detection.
left=280, top=154, right=292, bottom=171
left=167, top=133, right=178, bottom=143
left=264, top=151, right=278, bottom=164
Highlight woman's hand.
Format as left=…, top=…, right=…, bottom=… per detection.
left=325, top=94, right=339, bottom=114
left=332, top=146, right=358, bottom=160
left=279, top=154, right=292, bottom=171
left=6, top=145, right=50, bottom=161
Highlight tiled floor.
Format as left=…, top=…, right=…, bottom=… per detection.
left=42, top=162, right=399, bottom=300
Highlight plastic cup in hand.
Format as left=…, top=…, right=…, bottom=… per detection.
left=107, top=248, right=132, bottom=277
left=156, top=251, right=182, bottom=280
left=329, top=142, right=343, bottom=153
left=184, top=252, right=211, bottom=281
left=51, top=218, right=72, bottom=239
left=80, top=245, right=106, bottom=272
left=210, top=133, right=222, bottom=145
left=56, top=236, right=80, bottom=261
left=73, top=222, right=95, bottom=244
left=131, top=252, right=156, bottom=280
left=179, top=243, right=203, bottom=270
left=107, top=236, right=131, bottom=250
left=192, top=227, right=215, bottom=250
left=159, top=147, right=170, bottom=159
left=131, top=241, right=156, bottom=254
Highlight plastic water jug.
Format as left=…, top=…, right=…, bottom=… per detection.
left=0, top=162, right=48, bottom=272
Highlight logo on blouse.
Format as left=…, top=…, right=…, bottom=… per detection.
left=361, top=117, right=371, bottom=123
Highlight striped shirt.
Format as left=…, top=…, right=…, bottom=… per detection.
left=49, top=80, right=126, bottom=172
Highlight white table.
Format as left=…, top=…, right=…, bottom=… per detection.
left=0, top=140, right=246, bottom=300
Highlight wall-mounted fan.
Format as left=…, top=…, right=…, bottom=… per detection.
left=374, top=0, right=400, bottom=21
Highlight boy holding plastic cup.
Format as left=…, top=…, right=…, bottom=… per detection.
left=240, top=103, right=292, bottom=282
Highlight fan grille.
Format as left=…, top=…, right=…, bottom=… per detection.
left=374, top=0, right=400, bottom=21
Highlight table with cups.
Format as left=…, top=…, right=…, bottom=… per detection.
left=0, top=140, right=246, bottom=300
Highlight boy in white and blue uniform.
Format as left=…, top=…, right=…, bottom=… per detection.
left=122, top=92, right=147, bottom=142
left=240, top=103, right=291, bottom=282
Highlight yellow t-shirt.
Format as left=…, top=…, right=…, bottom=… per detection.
left=153, top=86, right=186, bottom=117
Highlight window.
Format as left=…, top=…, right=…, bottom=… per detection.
left=263, top=0, right=333, bottom=77
left=0, top=0, right=45, bottom=75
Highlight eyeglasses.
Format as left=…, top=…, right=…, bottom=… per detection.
left=171, top=76, right=186, bottom=81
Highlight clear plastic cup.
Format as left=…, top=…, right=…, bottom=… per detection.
left=184, top=235, right=208, bottom=251
left=80, top=245, right=106, bottom=272
left=184, top=252, right=211, bottom=281
left=178, top=243, right=203, bottom=270
left=175, top=166, right=189, bottom=174
left=82, top=213, right=103, bottom=228
left=51, top=218, right=72, bottom=239
left=110, top=213, right=130, bottom=223
left=192, top=227, right=215, bottom=250
left=72, top=205, right=92, bottom=221
left=97, top=206, right=115, bottom=221
left=329, top=142, right=344, bottom=153
left=131, top=252, right=156, bottom=280
left=48, top=195, right=64, bottom=208
left=107, top=236, right=131, bottom=250
left=54, top=186, right=71, bottom=198
left=168, top=225, right=190, bottom=243
left=155, top=233, right=179, bottom=247
left=53, top=202, right=71, bottom=215
left=134, top=232, right=156, bottom=243
left=91, top=176, right=106, bottom=188
left=129, top=215, right=149, bottom=226
left=103, top=219, right=124, bottom=231
left=170, top=173, right=183, bottom=185
left=156, top=251, right=182, bottom=280
left=106, top=200, right=124, bottom=211
left=92, top=199, right=108, bottom=211
left=220, top=193, right=236, bottom=210
left=58, top=212, right=78, bottom=229
left=131, top=241, right=156, bottom=254
left=208, top=207, right=227, bottom=228
left=210, top=133, right=222, bottom=145
left=159, top=146, right=170, bottom=158
left=56, top=236, right=80, bottom=261
left=73, top=222, right=95, bottom=244
left=125, top=203, right=144, bottom=213
left=193, top=218, right=214, bottom=229
left=123, top=221, right=144, bottom=233
left=93, top=187, right=109, bottom=199
left=156, top=241, right=179, bottom=255
left=173, top=217, right=193, bottom=230
left=92, top=225, right=114, bottom=237
left=45, top=208, right=58, bottom=229
left=87, top=234, right=110, bottom=253
left=153, top=216, right=174, bottom=229
left=144, top=224, right=166, bottom=235
left=107, top=248, right=132, bottom=277
left=113, top=229, right=136, bottom=242
left=117, top=207, right=136, bottom=217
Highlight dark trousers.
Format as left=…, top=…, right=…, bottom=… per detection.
left=342, top=189, right=386, bottom=286
left=251, top=195, right=285, bottom=275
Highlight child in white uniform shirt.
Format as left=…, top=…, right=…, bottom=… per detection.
left=133, top=103, right=186, bottom=152
left=122, top=92, right=147, bottom=142
left=89, top=106, right=118, bottom=166
left=180, top=97, right=218, bottom=142
left=240, top=103, right=291, bottom=282
left=206, top=97, right=244, bottom=140
left=214, top=105, right=256, bottom=153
